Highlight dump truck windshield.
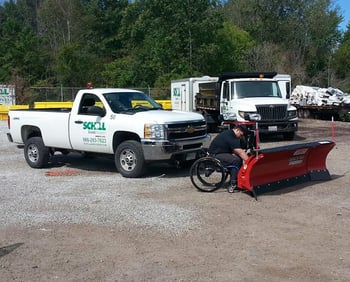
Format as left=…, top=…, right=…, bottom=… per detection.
left=234, top=81, right=282, bottom=99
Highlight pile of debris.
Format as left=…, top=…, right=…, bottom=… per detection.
left=290, top=85, right=350, bottom=107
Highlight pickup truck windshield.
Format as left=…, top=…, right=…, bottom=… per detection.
left=234, top=81, right=282, bottom=99
left=104, top=92, right=162, bottom=113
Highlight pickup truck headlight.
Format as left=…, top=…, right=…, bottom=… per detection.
left=287, top=110, right=297, bottom=119
left=144, top=124, right=165, bottom=139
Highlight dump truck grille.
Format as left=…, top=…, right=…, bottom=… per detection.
left=256, top=105, right=287, bottom=120
left=166, top=121, right=207, bottom=140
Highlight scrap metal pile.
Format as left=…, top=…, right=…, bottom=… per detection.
left=290, top=85, right=350, bottom=107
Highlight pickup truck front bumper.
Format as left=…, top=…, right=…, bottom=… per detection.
left=141, top=134, right=210, bottom=161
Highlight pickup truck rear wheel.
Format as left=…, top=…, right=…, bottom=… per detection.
left=24, top=137, right=50, bottom=168
left=115, top=140, right=145, bottom=178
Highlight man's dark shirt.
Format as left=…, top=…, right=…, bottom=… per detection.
left=208, top=129, right=241, bottom=155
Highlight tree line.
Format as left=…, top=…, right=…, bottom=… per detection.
left=0, top=0, right=349, bottom=102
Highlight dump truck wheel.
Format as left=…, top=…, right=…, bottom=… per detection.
left=115, top=140, right=145, bottom=178
left=24, top=137, right=50, bottom=168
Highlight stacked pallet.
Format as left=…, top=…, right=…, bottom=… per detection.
left=290, top=85, right=350, bottom=106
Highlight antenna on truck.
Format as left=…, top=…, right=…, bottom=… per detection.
left=331, top=116, right=335, bottom=143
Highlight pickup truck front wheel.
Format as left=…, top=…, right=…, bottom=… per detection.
left=115, top=140, right=145, bottom=178
left=24, top=137, right=50, bottom=168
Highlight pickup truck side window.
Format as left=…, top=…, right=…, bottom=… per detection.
left=79, top=94, right=106, bottom=116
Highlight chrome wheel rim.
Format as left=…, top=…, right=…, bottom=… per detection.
left=27, top=144, right=39, bottom=163
left=120, top=149, right=137, bottom=171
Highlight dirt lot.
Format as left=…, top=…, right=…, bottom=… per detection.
left=0, top=118, right=349, bottom=282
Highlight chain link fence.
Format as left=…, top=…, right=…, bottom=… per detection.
left=26, top=86, right=171, bottom=104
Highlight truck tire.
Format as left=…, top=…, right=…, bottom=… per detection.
left=115, top=140, right=145, bottom=178
left=24, top=137, right=50, bottom=168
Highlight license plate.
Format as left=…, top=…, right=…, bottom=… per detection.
left=186, top=152, right=196, bottom=160
left=268, top=126, right=278, bottom=131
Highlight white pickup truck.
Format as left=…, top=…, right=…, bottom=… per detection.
left=7, top=88, right=209, bottom=177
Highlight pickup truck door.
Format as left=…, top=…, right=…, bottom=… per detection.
left=69, top=94, right=110, bottom=153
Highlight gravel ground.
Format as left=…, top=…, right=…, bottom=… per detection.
left=1, top=119, right=350, bottom=281
left=0, top=123, right=200, bottom=235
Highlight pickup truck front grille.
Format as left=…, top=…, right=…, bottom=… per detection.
left=256, top=105, right=287, bottom=121
left=166, top=121, right=207, bottom=140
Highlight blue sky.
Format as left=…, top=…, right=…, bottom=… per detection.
left=336, top=0, right=350, bottom=31
left=0, top=0, right=349, bottom=31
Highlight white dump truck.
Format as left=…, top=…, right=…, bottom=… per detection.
left=171, top=72, right=298, bottom=140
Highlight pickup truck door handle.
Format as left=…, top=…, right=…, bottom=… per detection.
left=74, top=120, right=83, bottom=124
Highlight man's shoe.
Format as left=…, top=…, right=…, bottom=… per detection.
left=228, top=183, right=237, bottom=193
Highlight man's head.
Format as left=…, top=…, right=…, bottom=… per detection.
left=234, top=124, right=247, bottom=137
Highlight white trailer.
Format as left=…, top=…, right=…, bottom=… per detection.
left=171, top=76, right=218, bottom=112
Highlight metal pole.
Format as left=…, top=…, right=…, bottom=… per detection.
left=61, top=84, right=63, bottom=101
left=255, top=122, right=259, bottom=159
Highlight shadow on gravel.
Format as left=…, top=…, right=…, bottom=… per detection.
left=47, top=152, right=190, bottom=178
left=48, top=152, right=116, bottom=172
left=145, top=163, right=190, bottom=178
left=256, top=176, right=342, bottom=198
left=0, top=243, right=24, bottom=258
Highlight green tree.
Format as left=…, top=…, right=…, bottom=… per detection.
left=0, top=0, right=49, bottom=84
left=119, top=0, right=223, bottom=86
left=54, top=43, right=103, bottom=87
left=223, top=0, right=342, bottom=85
left=213, top=22, right=254, bottom=73
left=38, top=0, right=84, bottom=52
left=102, top=56, right=135, bottom=87
left=332, top=25, right=350, bottom=92
left=80, top=0, right=129, bottom=59
left=0, top=0, right=347, bottom=92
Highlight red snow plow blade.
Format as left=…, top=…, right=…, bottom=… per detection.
left=238, top=140, right=335, bottom=199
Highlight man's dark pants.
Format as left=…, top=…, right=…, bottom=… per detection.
left=211, top=153, right=242, bottom=185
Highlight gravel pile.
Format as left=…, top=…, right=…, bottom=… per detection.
left=0, top=121, right=200, bottom=235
